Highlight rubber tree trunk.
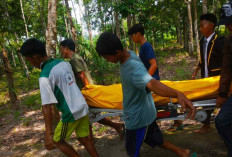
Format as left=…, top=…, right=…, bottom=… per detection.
left=202, top=0, right=207, bottom=14
left=46, top=0, right=57, bottom=58
left=194, top=0, right=201, bottom=60
left=1, top=48, right=17, bottom=105
left=2, top=0, right=29, bottom=79
left=127, top=14, right=134, bottom=51
left=185, top=0, right=194, bottom=54
left=122, top=19, right=128, bottom=49
left=115, top=11, right=121, bottom=39
left=64, top=0, right=80, bottom=52
left=20, top=0, right=29, bottom=38
left=37, top=0, right=47, bottom=38
left=64, top=14, right=70, bottom=38
left=11, top=51, right=16, bottom=67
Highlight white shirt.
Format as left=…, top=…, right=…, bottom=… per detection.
left=204, top=32, right=215, bottom=78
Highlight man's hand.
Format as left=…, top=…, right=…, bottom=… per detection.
left=177, top=92, right=196, bottom=120
left=216, top=96, right=227, bottom=108
left=44, top=132, right=56, bottom=150
left=191, top=66, right=200, bottom=79
left=191, top=71, right=197, bottom=79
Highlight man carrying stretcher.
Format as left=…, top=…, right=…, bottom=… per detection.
left=96, top=32, right=196, bottom=157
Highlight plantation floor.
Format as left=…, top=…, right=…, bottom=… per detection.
left=0, top=47, right=228, bottom=157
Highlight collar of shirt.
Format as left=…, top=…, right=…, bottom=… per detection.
left=205, top=32, right=215, bottom=43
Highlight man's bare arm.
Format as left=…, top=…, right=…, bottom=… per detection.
left=146, top=79, right=196, bottom=119
left=77, top=71, right=90, bottom=86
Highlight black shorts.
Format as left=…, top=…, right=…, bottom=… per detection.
left=126, top=120, right=164, bottom=157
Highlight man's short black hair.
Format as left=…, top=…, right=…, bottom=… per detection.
left=96, top=32, right=123, bottom=56
left=128, top=24, right=145, bottom=36
left=20, top=38, right=46, bottom=57
left=200, top=13, right=217, bottom=27
left=60, top=39, right=75, bottom=52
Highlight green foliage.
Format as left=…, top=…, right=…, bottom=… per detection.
left=23, top=92, right=41, bottom=110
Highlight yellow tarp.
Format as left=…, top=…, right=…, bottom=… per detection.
left=81, top=76, right=227, bottom=110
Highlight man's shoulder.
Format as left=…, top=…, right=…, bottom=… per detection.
left=40, top=59, right=64, bottom=78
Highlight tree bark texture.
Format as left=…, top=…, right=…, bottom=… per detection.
left=202, top=0, right=207, bottom=14
left=193, top=0, right=201, bottom=60
left=20, top=0, right=29, bottom=38
left=185, top=0, right=194, bottom=54
left=1, top=48, right=17, bottom=105
left=127, top=14, right=134, bottom=51
left=46, top=0, right=57, bottom=58
left=115, top=11, right=121, bottom=39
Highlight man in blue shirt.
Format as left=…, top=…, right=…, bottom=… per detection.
left=96, top=32, right=196, bottom=157
left=128, top=24, right=160, bottom=80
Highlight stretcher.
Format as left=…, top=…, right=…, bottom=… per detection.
left=82, top=76, right=230, bottom=124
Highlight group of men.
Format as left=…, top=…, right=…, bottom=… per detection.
left=19, top=1, right=232, bottom=157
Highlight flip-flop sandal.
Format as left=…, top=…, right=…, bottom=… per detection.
left=119, top=123, right=126, bottom=140
left=167, top=125, right=185, bottom=132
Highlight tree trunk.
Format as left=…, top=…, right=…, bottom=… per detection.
left=11, top=51, right=16, bottom=67
left=98, top=2, right=104, bottom=32
left=121, top=19, right=128, bottom=49
left=3, top=0, right=30, bottom=79
left=1, top=48, right=17, bottom=105
left=64, top=0, right=76, bottom=41
left=115, top=11, right=121, bottom=39
left=194, top=0, right=200, bottom=60
left=202, top=0, right=207, bottom=14
left=84, top=4, right=93, bottom=46
left=183, top=16, right=188, bottom=51
left=179, top=28, right=183, bottom=46
left=185, top=0, right=194, bottom=54
left=0, top=55, right=4, bottom=78
left=20, top=0, right=29, bottom=38
left=37, top=0, right=47, bottom=38
left=127, top=14, right=134, bottom=51
left=64, top=14, right=70, bottom=38
left=46, top=0, right=57, bottom=58
left=132, top=14, right=136, bottom=25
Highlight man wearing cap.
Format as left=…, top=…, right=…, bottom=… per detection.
left=216, top=1, right=232, bottom=156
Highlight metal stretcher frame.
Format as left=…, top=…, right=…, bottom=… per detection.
left=89, top=99, right=217, bottom=124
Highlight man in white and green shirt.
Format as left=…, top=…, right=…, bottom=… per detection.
left=20, top=38, right=99, bottom=157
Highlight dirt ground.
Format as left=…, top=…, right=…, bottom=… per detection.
left=0, top=106, right=228, bottom=157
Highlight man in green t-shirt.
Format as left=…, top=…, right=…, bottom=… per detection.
left=60, top=39, right=125, bottom=140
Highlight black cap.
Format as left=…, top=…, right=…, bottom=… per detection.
left=218, top=1, right=232, bottom=25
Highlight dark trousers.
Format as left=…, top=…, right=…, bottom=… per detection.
left=215, top=95, right=232, bottom=157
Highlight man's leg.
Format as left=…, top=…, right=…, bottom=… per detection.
left=126, top=127, right=146, bottom=157
left=54, top=141, right=80, bottom=157
left=78, top=136, right=99, bottom=157
left=144, top=121, right=189, bottom=157
left=215, top=95, right=232, bottom=156
left=53, top=121, right=80, bottom=156
left=195, top=109, right=213, bottom=134
left=76, top=115, right=99, bottom=157
left=98, top=118, right=124, bottom=138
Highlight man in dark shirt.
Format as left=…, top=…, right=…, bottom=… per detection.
left=128, top=24, right=160, bottom=80
left=216, top=1, right=232, bottom=156
left=191, top=13, right=224, bottom=134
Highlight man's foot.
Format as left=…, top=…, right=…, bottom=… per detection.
left=167, top=124, right=184, bottom=132
left=115, top=123, right=125, bottom=140
left=177, top=149, right=190, bottom=157
left=194, top=125, right=212, bottom=134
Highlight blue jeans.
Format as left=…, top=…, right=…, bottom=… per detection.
left=215, top=95, right=232, bottom=157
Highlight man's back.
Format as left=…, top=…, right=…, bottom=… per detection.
left=120, top=51, right=156, bottom=130
left=39, top=58, right=89, bottom=122
left=70, top=53, right=93, bottom=89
